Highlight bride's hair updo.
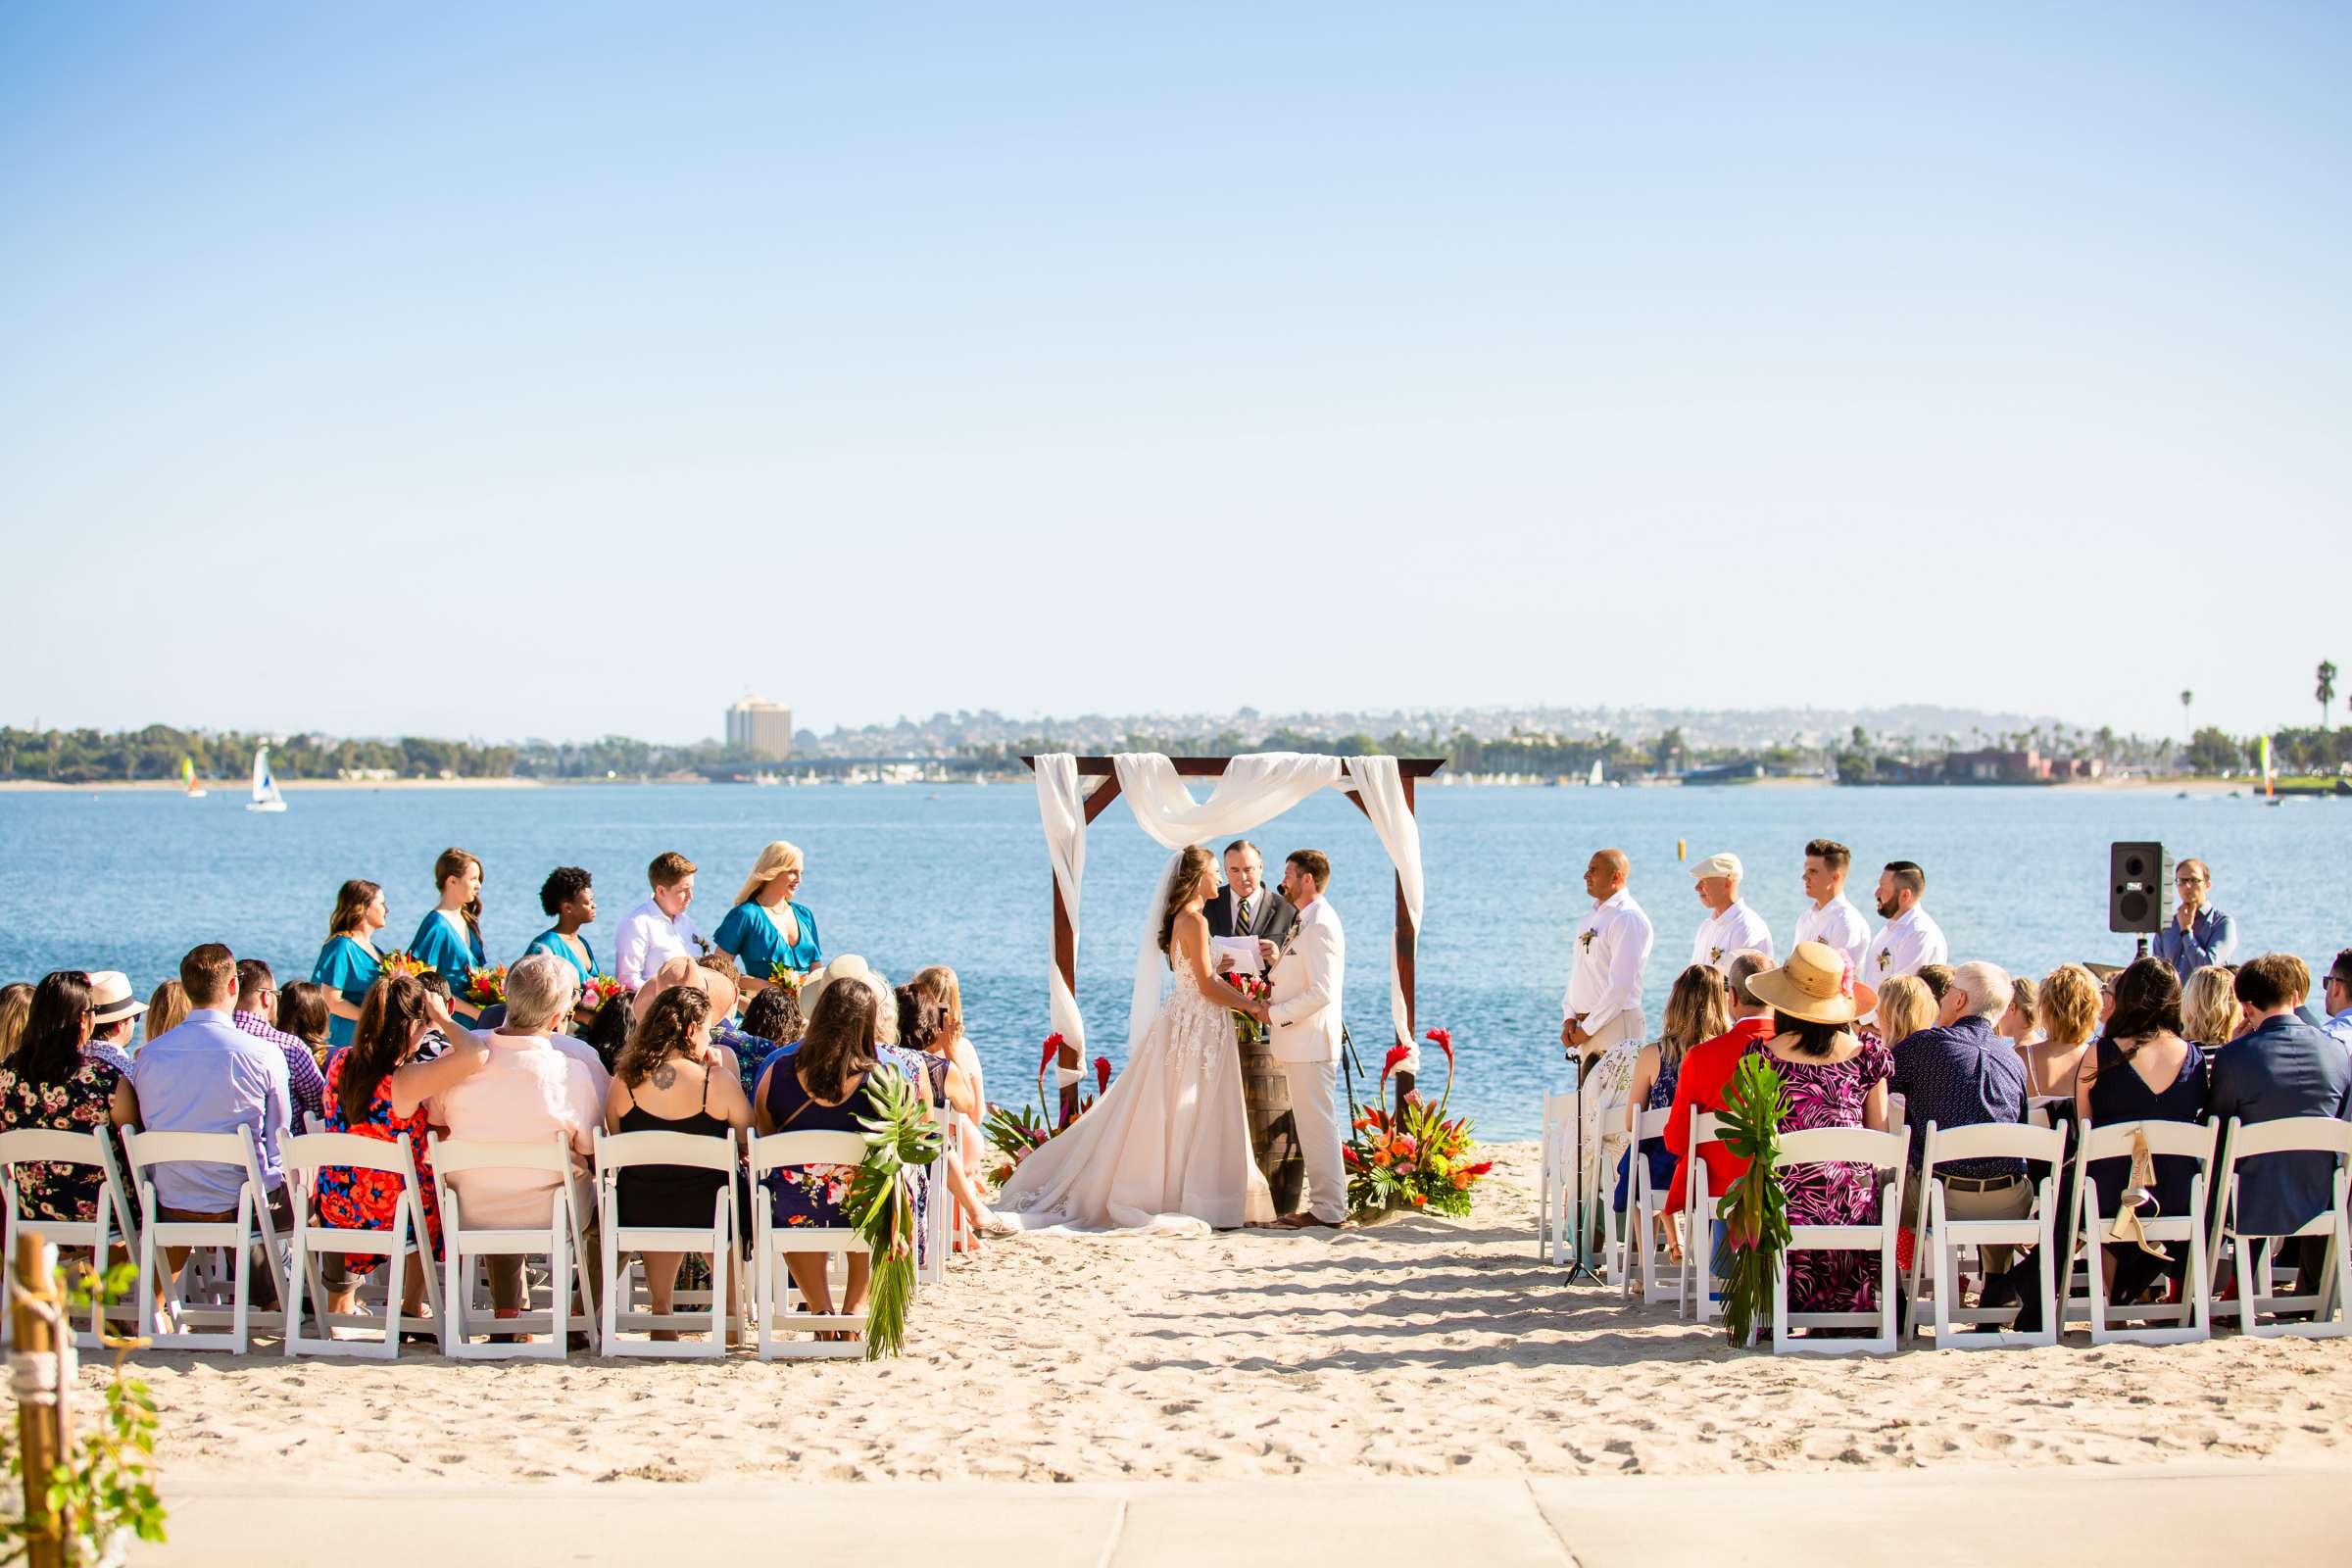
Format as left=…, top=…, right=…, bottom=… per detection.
left=1158, top=845, right=1217, bottom=962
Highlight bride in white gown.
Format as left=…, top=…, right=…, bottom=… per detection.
left=997, top=845, right=1276, bottom=1234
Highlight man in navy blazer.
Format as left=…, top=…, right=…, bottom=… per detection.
left=2212, top=956, right=2352, bottom=1290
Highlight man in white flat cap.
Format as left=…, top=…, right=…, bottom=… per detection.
left=1689, top=853, right=1774, bottom=968
left=83, top=970, right=147, bottom=1073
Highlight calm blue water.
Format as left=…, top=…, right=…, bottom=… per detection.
left=2, top=782, right=2343, bottom=1139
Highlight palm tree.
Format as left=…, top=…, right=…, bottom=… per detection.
left=2319, top=661, right=2338, bottom=731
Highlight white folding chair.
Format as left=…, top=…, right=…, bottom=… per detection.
left=0, top=1128, right=143, bottom=1348
left=1626, top=1106, right=1684, bottom=1305
left=1904, top=1120, right=2067, bottom=1349
left=1539, top=1091, right=1576, bottom=1264
left=1771, top=1126, right=1906, bottom=1355
left=119, top=1125, right=287, bottom=1353
left=2064, top=1118, right=2213, bottom=1346
left=1680, top=1109, right=1725, bottom=1324
left=279, top=1132, right=444, bottom=1360
left=2208, top=1116, right=2352, bottom=1339
left=595, top=1128, right=740, bottom=1358
left=428, top=1134, right=593, bottom=1358
left=748, top=1130, right=869, bottom=1360
left=918, top=1099, right=951, bottom=1287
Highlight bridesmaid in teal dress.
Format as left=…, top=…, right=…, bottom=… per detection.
left=522, top=867, right=599, bottom=1025
left=313, top=878, right=388, bottom=1051
left=714, top=840, right=821, bottom=998
left=412, top=847, right=489, bottom=1022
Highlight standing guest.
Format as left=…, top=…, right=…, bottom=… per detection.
left=753, top=979, right=888, bottom=1335
left=2153, top=858, right=2236, bottom=979
left=232, top=959, right=327, bottom=1130
left=1873, top=975, right=1937, bottom=1051
left=612, top=852, right=702, bottom=990
left=1205, top=840, right=1298, bottom=947
left=605, top=985, right=755, bottom=1338
left=1794, top=840, right=1870, bottom=983
left=2322, top=951, right=2352, bottom=1055
left=2027, top=964, right=2102, bottom=1100
left=1892, top=962, right=2032, bottom=1274
left=2075, top=957, right=2207, bottom=1305
left=2210, top=955, right=2352, bottom=1297
left=313, top=878, right=388, bottom=1050
left=1998, top=973, right=2041, bottom=1052
left=80, top=971, right=146, bottom=1073
left=522, top=866, right=599, bottom=985
left=1863, top=861, right=1949, bottom=987
left=715, top=841, right=822, bottom=997
left=274, top=981, right=334, bottom=1072
left=1743, top=943, right=1894, bottom=1321
left=2180, top=965, right=2245, bottom=1051
left=410, top=848, right=488, bottom=1022
left=130, top=945, right=294, bottom=1285
left=1665, top=950, right=1777, bottom=1218
left=1618, top=965, right=1729, bottom=1247
left=1561, top=849, right=1655, bottom=1062
left=1687, top=854, right=1774, bottom=967
left=144, top=980, right=190, bottom=1046
left=0, top=983, right=32, bottom=1066
left=0, top=972, right=139, bottom=1222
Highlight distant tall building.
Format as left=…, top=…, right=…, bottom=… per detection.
left=726, top=698, right=793, bottom=761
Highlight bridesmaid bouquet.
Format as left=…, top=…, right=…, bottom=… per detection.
left=764, top=962, right=804, bottom=994
left=583, top=974, right=627, bottom=1013
left=465, top=963, right=509, bottom=1006
left=1341, top=1028, right=1490, bottom=1217
left=379, top=951, right=429, bottom=981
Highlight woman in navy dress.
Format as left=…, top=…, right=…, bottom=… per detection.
left=714, top=841, right=821, bottom=999
left=2076, top=957, right=2208, bottom=1305
left=312, top=879, right=388, bottom=1051
left=411, top=847, right=488, bottom=1022
left=753, top=977, right=895, bottom=1336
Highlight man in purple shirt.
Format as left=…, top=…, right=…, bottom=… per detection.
left=232, top=958, right=327, bottom=1127
left=1893, top=960, right=2032, bottom=1274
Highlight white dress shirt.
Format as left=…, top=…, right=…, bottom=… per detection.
left=1690, top=900, right=1775, bottom=968
left=1864, top=904, right=1948, bottom=983
left=612, top=895, right=701, bottom=989
left=1564, top=889, right=1654, bottom=1035
left=1794, top=894, right=1871, bottom=983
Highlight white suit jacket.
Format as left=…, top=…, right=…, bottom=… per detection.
left=1268, top=896, right=1345, bottom=1064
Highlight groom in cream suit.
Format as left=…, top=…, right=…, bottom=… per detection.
left=1258, top=849, right=1348, bottom=1229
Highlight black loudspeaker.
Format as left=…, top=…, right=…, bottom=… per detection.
left=2109, top=841, right=2173, bottom=933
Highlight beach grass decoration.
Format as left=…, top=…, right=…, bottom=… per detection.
left=848, top=1066, right=944, bottom=1360
left=1712, top=1054, right=1792, bottom=1348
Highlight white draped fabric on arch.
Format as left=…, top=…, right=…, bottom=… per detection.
left=1029, top=751, right=1430, bottom=1084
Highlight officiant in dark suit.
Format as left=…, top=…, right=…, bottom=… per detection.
left=1207, top=840, right=1298, bottom=947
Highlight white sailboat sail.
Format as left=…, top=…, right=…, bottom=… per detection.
left=246, top=745, right=287, bottom=812
left=1588, top=759, right=1604, bottom=788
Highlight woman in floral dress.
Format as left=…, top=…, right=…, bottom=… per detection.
left=1745, top=942, right=1894, bottom=1317
left=0, top=972, right=138, bottom=1223
left=317, top=974, right=448, bottom=1320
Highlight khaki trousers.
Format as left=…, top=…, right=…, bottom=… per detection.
left=1907, top=1169, right=2032, bottom=1275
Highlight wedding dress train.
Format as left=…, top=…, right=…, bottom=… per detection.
left=997, top=959, right=1274, bottom=1235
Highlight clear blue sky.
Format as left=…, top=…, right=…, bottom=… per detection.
left=4, top=3, right=2345, bottom=743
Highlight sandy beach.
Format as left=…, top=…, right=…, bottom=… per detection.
left=115, top=1141, right=2352, bottom=1489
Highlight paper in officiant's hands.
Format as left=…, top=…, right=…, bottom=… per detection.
left=1210, top=937, right=1263, bottom=975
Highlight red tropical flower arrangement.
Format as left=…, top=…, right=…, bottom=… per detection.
left=1342, top=1027, right=1492, bottom=1217
left=980, top=1033, right=1114, bottom=1186
left=378, top=951, right=429, bottom=981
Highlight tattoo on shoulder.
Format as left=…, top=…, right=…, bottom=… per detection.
left=652, top=1063, right=677, bottom=1090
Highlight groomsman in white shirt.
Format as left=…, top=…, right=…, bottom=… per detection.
left=1561, top=849, right=1654, bottom=1061
left=1688, top=853, right=1774, bottom=968
left=1793, top=838, right=1871, bottom=983
left=1863, top=859, right=1949, bottom=984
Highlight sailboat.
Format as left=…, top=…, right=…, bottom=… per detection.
left=246, top=746, right=288, bottom=812
left=1588, top=759, right=1604, bottom=788
left=181, top=756, right=207, bottom=799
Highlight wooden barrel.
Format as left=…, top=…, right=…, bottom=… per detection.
left=1239, top=1037, right=1305, bottom=1217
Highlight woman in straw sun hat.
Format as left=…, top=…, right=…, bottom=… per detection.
left=1740, top=941, right=1895, bottom=1322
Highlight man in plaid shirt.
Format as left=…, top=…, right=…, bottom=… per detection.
left=233, top=958, right=327, bottom=1128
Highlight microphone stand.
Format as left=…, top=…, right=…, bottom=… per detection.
left=1561, top=1041, right=1608, bottom=1287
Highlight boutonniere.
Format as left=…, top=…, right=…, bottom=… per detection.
left=1709, top=946, right=1724, bottom=963
left=1579, top=928, right=1596, bottom=953
left=1876, top=948, right=1891, bottom=974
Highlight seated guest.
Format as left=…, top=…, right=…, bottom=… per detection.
left=413, top=971, right=459, bottom=1059
left=432, top=956, right=603, bottom=1323
left=410, top=847, right=489, bottom=1023
left=521, top=865, right=599, bottom=987
left=274, top=981, right=334, bottom=1073
left=0, top=983, right=31, bottom=1066
left=715, top=841, right=821, bottom=997
left=2211, top=954, right=2352, bottom=1296
left=741, top=988, right=806, bottom=1053
left=696, top=954, right=766, bottom=1083
left=2324, top=950, right=2352, bottom=1055
left=1743, top=943, right=1893, bottom=1320
left=1873, top=974, right=1936, bottom=1052
left=2075, top=957, right=2207, bottom=1305
left=582, top=987, right=634, bottom=1074
left=2273, top=953, right=2326, bottom=1030
left=81, top=971, right=146, bottom=1073
left=2026, top=963, right=2101, bottom=1100
left=144, top=979, right=190, bottom=1046
left=613, top=851, right=702, bottom=991
left=604, top=986, right=754, bottom=1336
left=1618, top=965, right=1728, bottom=1241
left=898, top=984, right=1010, bottom=1242
left=233, top=959, right=327, bottom=1130
left=313, top=879, right=388, bottom=1050
left=1998, top=973, right=2040, bottom=1052
left=1916, top=963, right=1955, bottom=1005
left=503, top=956, right=610, bottom=1100
left=1893, top=961, right=2031, bottom=1274
left=0, top=972, right=139, bottom=1222
left=2085, top=961, right=2124, bottom=1030
left=2180, top=964, right=2244, bottom=1051
left=131, top=945, right=294, bottom=1285
left=753, top=979, right=893, bottom=1335
left=1665, top=950, right=1776, bottom=1219
left=908, top=966, right=981, bottom=1107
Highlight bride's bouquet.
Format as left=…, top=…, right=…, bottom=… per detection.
left=1226, top=974, right=1272, bottom=1046
left=1343, top=1028, right=1493, bottom=1218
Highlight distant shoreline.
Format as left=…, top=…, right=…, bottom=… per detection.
left=0, top=777, right=558, bottom=793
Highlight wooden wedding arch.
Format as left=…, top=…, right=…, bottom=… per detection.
left=1019, top=754, right=1446, bottom=1120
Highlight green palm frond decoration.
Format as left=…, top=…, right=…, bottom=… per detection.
left=1712, top=1053, right=1791, bottom=1348
left=849, top=1065, right=944, bottom=1360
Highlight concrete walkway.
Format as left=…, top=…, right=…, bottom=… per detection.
left=138, top=1465, right=2352, bottom=1565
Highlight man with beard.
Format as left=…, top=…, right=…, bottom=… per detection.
left=1863, top=859, right=1949, bottom=987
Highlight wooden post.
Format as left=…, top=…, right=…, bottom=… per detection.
left=12, top=1230, right=67, bottom=1568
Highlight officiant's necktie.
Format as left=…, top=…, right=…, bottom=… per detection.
left=1237, top=895, right=1251, bottom=931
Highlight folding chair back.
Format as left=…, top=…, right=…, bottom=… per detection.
left=2210, top=1116, right=2352, bottom=1339
left=429, top=1134, right=589, bottom=1358
left=595, top=1128, right=740, bottom=1358
left=1681, top=1110, right=1726, bottom=1323
left=279, top=1131, right=443, bottom=1359
left=0, top=1127, right=141, bottom=1348
left=1905, top=1120, right=2067, bottom=1349
left=1771, top=1125, right=1906, bottom=1355
left=748, top=1130, right=869, bottom=1360
left=118, top=1125, right=286, bottom=1353
left=1627, top=1105, right=1683, bottom=1305
left=1539, top=1091, right=1577, bottom=1264
left=2065, top=1117, right=2213, bottom=1346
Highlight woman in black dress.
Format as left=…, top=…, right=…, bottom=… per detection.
left=604, top=985, right=755, bottom=1337
left=2076, top=957, right=2209, bottom=1306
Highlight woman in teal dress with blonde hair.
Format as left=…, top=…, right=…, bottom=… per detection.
left=312, top=878, right=388, bottom=1051
left=714, top=841, right=821, bottom=999
left=411, top=847, right=489, bottom=1022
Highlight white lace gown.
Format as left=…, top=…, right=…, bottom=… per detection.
left=997, top=960, right=1275, bottom=1235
